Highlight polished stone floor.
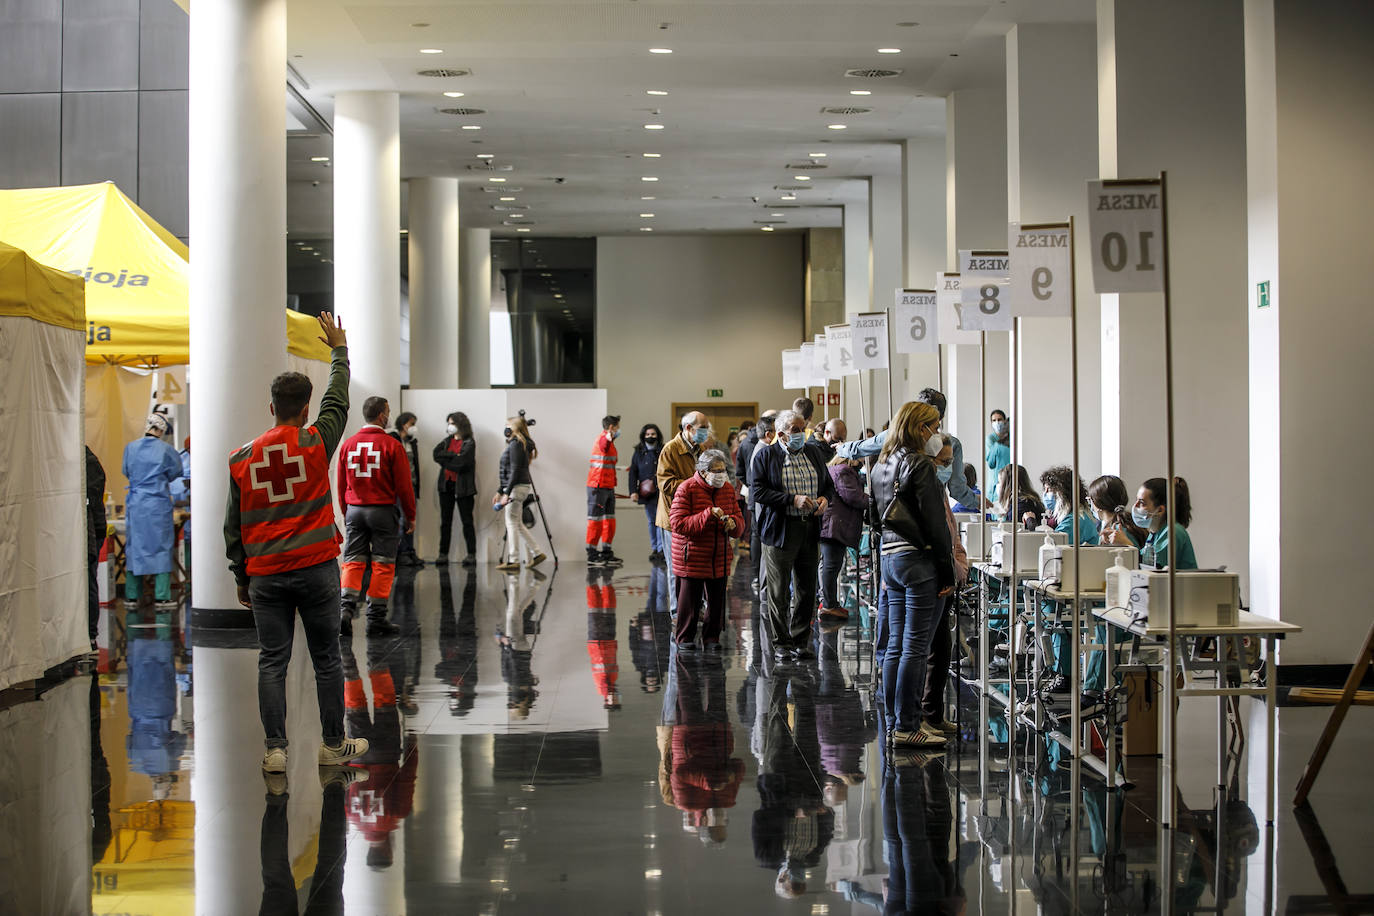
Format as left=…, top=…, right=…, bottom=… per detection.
left=1, top=529, right=1371, bottom=915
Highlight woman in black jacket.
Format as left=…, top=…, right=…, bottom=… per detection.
left=389, top=412, right=423, bottom=566
left=869, top=401, right=954, bottom=750
left=495, top=415, right=544, bottom=570
left=432, top=411, right=477, bottom=566
left=626, top=423, right=666, bottom=562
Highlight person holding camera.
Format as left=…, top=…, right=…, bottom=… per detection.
left=495, top=415, right=546, bottom=570
left=585, top=414, right=624, bottom=568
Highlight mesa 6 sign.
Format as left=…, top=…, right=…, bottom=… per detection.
left=1086, top=179, right=1165, bottom=293
left=893, top=290, right=938, bottom=354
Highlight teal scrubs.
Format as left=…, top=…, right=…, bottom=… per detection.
left=985, top=433, right=1010, bottom=500
left=1054, top=511, right=1100, bottom=546
left=1142, top=522, right=1197, bottom=570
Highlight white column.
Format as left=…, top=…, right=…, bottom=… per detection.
left=1005, top=23, right=1100, bottom=480
left=458, top=227, right=491, bottom=389
left=842, top=191, right=871, bottom=430
left=335, top=91, right=401, bottom=412
left=407, top=177, right=460, bottom=389
left=1245, top=0, right=1374, bottom=665
left=188, top=0, right=285, bottom=620
left=900, top=133, right=946, bottom=400
left=944, top=87, right=1008, bottom=451
left=869, top=171, right=901, bottom=416
left=1098, top=0, right=1249, bottom=584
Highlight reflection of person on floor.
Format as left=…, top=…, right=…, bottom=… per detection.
left=341, top=633, right=419, bottom=870
left=126, top=629, right=186, bottom=795
left=387, top=564, right=422, bottom=717
left=814, top=628, right=875, bottom=804
left=879, top=750, right=961, bottom=915
left=86, top=446, right=107, bottom=647
left=435, top=567, right=479, bottom=715
left=586, top=568, right=621, bottom=710
left=630, top=565, right=671, bottom=693
left=122, top=413, right=182, bottom=606
left=658, top=652, right=745, bottom=847
left=497, top=572, right=539, bottom=718
left=260, top=776, right=348, bottom=914
left=89, top=674, right=112, bottom=866
left=751, top=665, right=834, bottom=899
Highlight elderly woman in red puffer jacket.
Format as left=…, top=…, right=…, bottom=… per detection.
left=670, top=449, right=743, bottom=651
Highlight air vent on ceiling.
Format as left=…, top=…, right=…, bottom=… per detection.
left=754, top=220, right=786, bottom=225
left=491, top=204, right=530, bottom=211
left=774, top=185, right=811, bottom=191
left=821, top=106, right=872, bottom=115
left=502, top=219, right=533, bottom=226
left=845, top=68, right=902, bottom=79
left=481, top=186, right=523, bottom=193
left=438, top=107, right=485, bottom=116
left=769, top=204, right=802, bottom=209
left=465, top=163, right=513, bottom=172
left=418, top=68, right=471, bottom=78
left=787, top=161, right=828, bottom=170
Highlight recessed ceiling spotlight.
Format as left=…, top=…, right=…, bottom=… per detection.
left=540, top=272, right=552, bottom=277
left=641, top=176, right=659, bottom=182
left=476, top=153, right=494, bottom=159
left=850, top=89, right=871, bottom=96
left=646, top=89, right=669, bottom=96
left=640, top=213, right=655, bottom=218
left=461, top=125, right=482, bottom=130
left=420, top=48, right=443, bottom=54
left=488, top=177, right=506, bottom=182
left=641, top=195, right=656, bottom=200
left=516, top=227, right=530, bottom=232
left=760, top=226, right=775, bottom=232
left=878, top=48, right=902, bottom=54
left=771, top=212, right=784, bottom=217
left=649, top=48, right=673, bottom=54
left=827, top=124, right=848, bottom=130
left=781, top=194, right=797, bottom=200
left=809, top=152, right=827, bottom=158
left=640, top=226, right=654, bottom=231
left=508, top=213, right=525, bottom=218
left=443, top=91, right=465, bottom=98
left=644, top=123, right=665, bottom=130
left=643, top=152, right=661, bottom=158
left=793, top=175, right=811, bottom=181
left=311, top=156, right=329, bottom=162
left=399, top=229, right=408, bottom=234
left=300, top=246, right=314, bottom=251
left=499, top=196, right=516, bottom=201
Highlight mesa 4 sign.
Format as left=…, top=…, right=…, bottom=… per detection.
left=824, top=323, right=853, bottom=379
left=1086, top=179, right=1165, bottom=293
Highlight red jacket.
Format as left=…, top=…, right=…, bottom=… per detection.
left=337, top=426, right=416, bottom=523
left=669, top=473, right=743, bottom=579
left=586, top=431, right=618, bottom=489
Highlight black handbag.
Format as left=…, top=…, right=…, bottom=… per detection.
left=876, top=465, right=930, bottom=550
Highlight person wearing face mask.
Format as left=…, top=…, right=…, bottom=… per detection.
left=986, top=410, right=1011, bottom=502
left=1080, top=475, right=1150, bottom=708
left=750, top=409, right=835, bottom=661
left=1035, top=466, right=1099, bottom=545
left=585, top=415, right=624, bottom=568
left=657, top=411, right=712, bottom=612
left=495, top=415, right=544, bottom=570
left=432, top=412, right=477, bottom=567
left=669, top=450, right=743, bottom=650
left=993, top=464, right=1045, bottom=530
left=818, top=455, right=865, bottom=622
left=740, top=413, right=778, bottom=588
left=122, top=412, right=184, bottom=608
left=389, top=412, right=423, bottom=567
left=815, top=418, right=847, bottom=462
left=1134, top=477, right=1197, bottom=570
left=628, top=423, right=667, bottom=562
left=920, top=435, right=968, bottom=734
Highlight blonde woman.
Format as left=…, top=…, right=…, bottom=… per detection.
left=495, top=416, right=545, bottom=569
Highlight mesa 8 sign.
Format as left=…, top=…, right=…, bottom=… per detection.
left=958, top=249, right=1012, bottom=331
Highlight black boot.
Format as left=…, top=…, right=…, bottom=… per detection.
left=365, top=605, right=399, bottom=637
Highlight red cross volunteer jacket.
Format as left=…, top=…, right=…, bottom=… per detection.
left=586, top=430, right=618, bottom=489
left=225, top=347, right=349, bottom=585
left=336, top=425, right=417, bottom=524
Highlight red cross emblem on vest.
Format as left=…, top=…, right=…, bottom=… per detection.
left=249, top=443, right=308, bottom=504
left=347, top=441, right=382, bottom=478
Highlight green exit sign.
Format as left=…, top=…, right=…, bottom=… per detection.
left=1257, top=280, right=1271, bottom=309
left=707, top=388, right=724, bottom=398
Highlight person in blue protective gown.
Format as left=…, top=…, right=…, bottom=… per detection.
left=122, top=413, right=184, bottom=606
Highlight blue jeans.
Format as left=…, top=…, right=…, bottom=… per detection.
left=659, top=526, right=677, bottom=612
left=879, top=550, right=940, bottom=733
left=644, top=499, right=663, bottom=552
left=250, top=559, right=346, bottom=749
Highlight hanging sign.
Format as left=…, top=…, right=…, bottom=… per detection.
left=798, top=342, right=816, bottom=387
left=936, top=272, right=979, bottom=344
left=850, top=311, right=889, bottom=370
left=893, top=289, right=938, bottom=354
left=1086, top=179, right=1165, bottom=293
left=1008, top=222, right=1072, bottom=316
left=781, top=348, right=802, bottom=390
left=154, top=366, right=188, bottom=406
left=812, top=334, right=831, bottom=384
left=959, top=249, right=1013, bottom=331
left=824, top=323, right=853, bottom=379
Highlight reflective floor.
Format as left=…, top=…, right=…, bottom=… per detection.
left=1, top=529, right=1371, bottom=915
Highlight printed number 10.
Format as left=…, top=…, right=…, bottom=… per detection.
left=1101, top=231, right=1156, bottom=273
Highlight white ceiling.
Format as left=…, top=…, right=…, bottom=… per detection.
left=283, top=0, right=1094, bottom=241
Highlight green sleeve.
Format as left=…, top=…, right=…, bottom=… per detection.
left=224, top=475, right=248, bottom=587
left=314, top=346, right=351, bottom=459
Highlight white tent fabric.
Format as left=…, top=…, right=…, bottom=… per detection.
left=0, top=314, right=88, bottom=689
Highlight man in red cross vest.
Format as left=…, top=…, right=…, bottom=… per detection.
left=337, top=396, right=417, bottom=637
left=225, top=312, right=368, bottom=775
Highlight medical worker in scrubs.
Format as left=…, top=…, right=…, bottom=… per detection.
left=122, top=413, right=183, bottom=607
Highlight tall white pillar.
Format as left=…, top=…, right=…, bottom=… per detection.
left=188, top=0, right=285, bottom=623
left=869, top=171, right=901, bottom=416
left=1005, top=24, right=1101, bottom=480
left=458, top=227, right=491, bottom=389
left=944, top=87, right=1008, bottom=453
left=842, top=191, right=872, bottom=430
left=1098, top=0, right=1249, bottom=585
left=900, top=133, right=946, bottom=400
left=407, top=177, right=460, bottom=390
left=335, top=91, right=401, bottom=412
left=1245, top=0, right=1374, bottom=666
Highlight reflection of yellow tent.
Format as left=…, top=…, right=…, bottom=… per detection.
left=0, top=181, right=329, bottom=365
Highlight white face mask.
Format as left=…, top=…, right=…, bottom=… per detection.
left=924, top=433, right=944, bottom=458
left=705, top=471, right=727, bottom=488
left=446, top=423, right=458, bottom=436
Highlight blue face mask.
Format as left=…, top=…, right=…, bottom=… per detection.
left=935, top=464, right=953, bottom=484
left=787, top=432, right=806, bottom=452
left=1131, top=506, right=1155, bottom=529
left=692, top=427, right=709, bottom=445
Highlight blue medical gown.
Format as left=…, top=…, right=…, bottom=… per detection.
left=122, top=436, right=183, bottom=576
left=127, top=636, right=186, bottom=776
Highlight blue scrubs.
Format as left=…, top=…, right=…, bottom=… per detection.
left=985, top=433, right=1010, bottom=500
left=122, top=435, right=183, bottom=576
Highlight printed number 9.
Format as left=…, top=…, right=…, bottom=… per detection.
left=979, top=284, right=1000, bottom=315
left=909, top=316, right=926, bottom=341
left=1031, top=267, right=1052, bottom=301
left=863, top=336, right=879, bottom=359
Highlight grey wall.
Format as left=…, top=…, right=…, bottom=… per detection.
left=0, top=0, right=188, bottom=238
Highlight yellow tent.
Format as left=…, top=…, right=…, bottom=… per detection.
left=0, top=181, right=330, bottom=365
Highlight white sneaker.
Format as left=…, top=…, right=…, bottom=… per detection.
left=318, top=737, right=369, bottom=766
left=262, top=747, right=288, bottom=773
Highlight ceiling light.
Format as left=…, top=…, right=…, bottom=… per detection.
left=310, top=156, right=329, bottom=162
left=794, top=175, right=811, bottom=181
left=639, top=227, right=654, bottom=231
left=827, top=124, right=848, bottom=130
left=399, top=229, right=408, bottom=234
left=461, top=125, right=482, bottom=130
left=781, top=194, right=797, bottom=200
left=516, top=227, right=530, bottom=232
left=644, top=123, right=664, bottom=130
left=646, top=89, right=668, bottom=96
left=499, top=196, right=516, bottom=201
left=850, top=89, right=871, bottom=96
left=476, top=153, right=494, bottom=159
left=760, top=226, right=775, bottom=232
left=649, top=48, right=673, bottom=54
left=420, top=48, right=443, bottom=54
left=878, top=48, right=902, bottom=54
left=808, top=152, right=827, bottom=158
left=641, top=195, right=656, bottom=200
left=641, top=176, right=658, bottom=182
left=640, top=213, right=655, bottom=218
left=771, top=212, right=784, bottom=217
left=508, top=213, right=525, bottom=218
left=443, top=91, right=465, bottom=98
left=488, top=177, right=506, bottom=182
left=642, top=152, right=661, bottom=158
left=300, top=246, right=314, bottom=251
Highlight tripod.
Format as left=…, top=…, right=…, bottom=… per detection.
left=500, top=471, right=559, bottom=569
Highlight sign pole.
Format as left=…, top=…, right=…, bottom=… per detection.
left=856, top=372, right=869, bottom=441
left=885, top=310, right=895, bottom=418
left=1068, top=214, right=1082, bottom=913
left=1160, top=170, right=1179, bottom=835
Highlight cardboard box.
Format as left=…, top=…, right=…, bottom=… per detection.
left=1121, top=668, right=1160, bottom=757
